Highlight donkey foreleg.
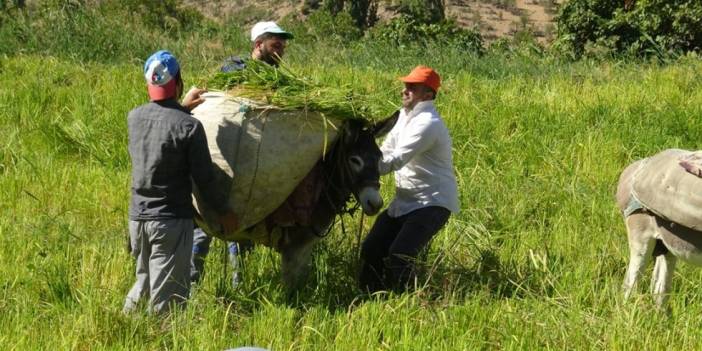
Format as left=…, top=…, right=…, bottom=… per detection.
left=279, top=227, right=320, bottom=292
left=650, top=252, right=676, bottom=309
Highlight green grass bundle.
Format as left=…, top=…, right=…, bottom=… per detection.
left=205, top=59, right=393, bottom=122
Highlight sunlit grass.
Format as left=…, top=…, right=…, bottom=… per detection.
left=2, top=41, right=702, bottom=349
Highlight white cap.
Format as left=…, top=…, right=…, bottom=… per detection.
left=250, top=21, right=293, bottom=42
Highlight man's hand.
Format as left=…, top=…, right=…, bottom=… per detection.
left=182, top=87, right=207, bottom=111
left=219, top=211, right=239, bottom=235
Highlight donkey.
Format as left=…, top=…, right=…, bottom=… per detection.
left=274, top=115, right=398, bottom=289
left=616, top=156, right=702, bottom=308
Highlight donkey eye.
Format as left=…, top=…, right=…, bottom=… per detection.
left=349, top=155, right=364, bottom=172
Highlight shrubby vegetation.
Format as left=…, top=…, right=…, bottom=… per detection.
left=0, top=0, right=486, bottom=63
left=556, top=0, right=702, bottom=58
left=302, top=0, right=378, bottom=30
left=300, top=0, right=702, bottom=60
left=298, top=0, right=482, bottom=55
left=366, top=15, right=484, bottom=55
left=303, top=0, right=445, bottom=30
left=394, top=0, right=446, bottom=25
left=2, top=0, right=700, bottom=61
left=292, top=9, right=364, bottom=42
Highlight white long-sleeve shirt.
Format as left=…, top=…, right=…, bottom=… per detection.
left=378, top=100, right=460, bottom=217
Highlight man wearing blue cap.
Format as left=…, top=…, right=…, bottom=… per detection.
left=124, top=50, right=238, bottom=314
left=191, top=21, right=294, bottom=287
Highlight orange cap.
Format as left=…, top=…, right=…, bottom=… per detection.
left=399, top=65, right=441, bottom=93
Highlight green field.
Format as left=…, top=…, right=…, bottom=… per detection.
left=2, top=3, right=702, bottom=350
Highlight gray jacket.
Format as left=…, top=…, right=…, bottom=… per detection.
left=127, top=99, right=227, bottom=220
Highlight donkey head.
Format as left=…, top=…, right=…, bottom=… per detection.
left=332, top=111, right=399, bottom=216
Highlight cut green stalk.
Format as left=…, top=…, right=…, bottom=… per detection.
left=205, top=59, right=394, bottom=122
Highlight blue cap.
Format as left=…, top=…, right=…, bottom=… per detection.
left=144, top=50, right=180, bottom=86
left=143, top=50, right=180, bottom=100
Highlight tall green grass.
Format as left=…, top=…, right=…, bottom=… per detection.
left=3, top=2, right=702, bottom=349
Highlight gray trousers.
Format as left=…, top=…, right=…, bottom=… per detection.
left=124, top=218, right=193, bottom=315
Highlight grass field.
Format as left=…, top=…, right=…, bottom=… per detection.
left=2, top=3, right=702, bottom=350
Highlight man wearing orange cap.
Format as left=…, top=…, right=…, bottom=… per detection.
left=359, top=65, right=460, bottom=293
left=124, top=50, right=238, bottom=314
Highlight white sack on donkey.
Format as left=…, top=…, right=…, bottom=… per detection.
left=630, top=148, right=702, bottom=230
left=190, top=92, right=340, bottom=245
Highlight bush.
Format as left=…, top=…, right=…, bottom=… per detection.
left=555, top=0, right=702, bottom=58
left=396, top=0, right=445, bottom=25
left=367, top=15, right=484, bottom=54
left=290, top=9, right=362, bottom=43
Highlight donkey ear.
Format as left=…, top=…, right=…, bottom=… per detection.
left=371, top=110, right=400, bottom=138
left=343, top=119, right=362, bottom=142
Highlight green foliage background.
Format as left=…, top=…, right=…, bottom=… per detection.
left=2, top=1, right=702, bottom=350
left=556, top=0, right=702, bottom=58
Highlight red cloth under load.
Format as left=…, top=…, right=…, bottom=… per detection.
left=265, top=162, right=324, bottom=229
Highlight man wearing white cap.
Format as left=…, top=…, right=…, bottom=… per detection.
left=220, top=20, right=294, bottom=71
left=124, top=50, right=238, bottom=314
left=191, top=21, right=294, bottom=287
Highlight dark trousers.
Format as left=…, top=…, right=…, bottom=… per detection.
left=359, top=206, right=450, bottom=293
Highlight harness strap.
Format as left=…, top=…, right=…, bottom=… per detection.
left=623, top=196, right=644, bottom=218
